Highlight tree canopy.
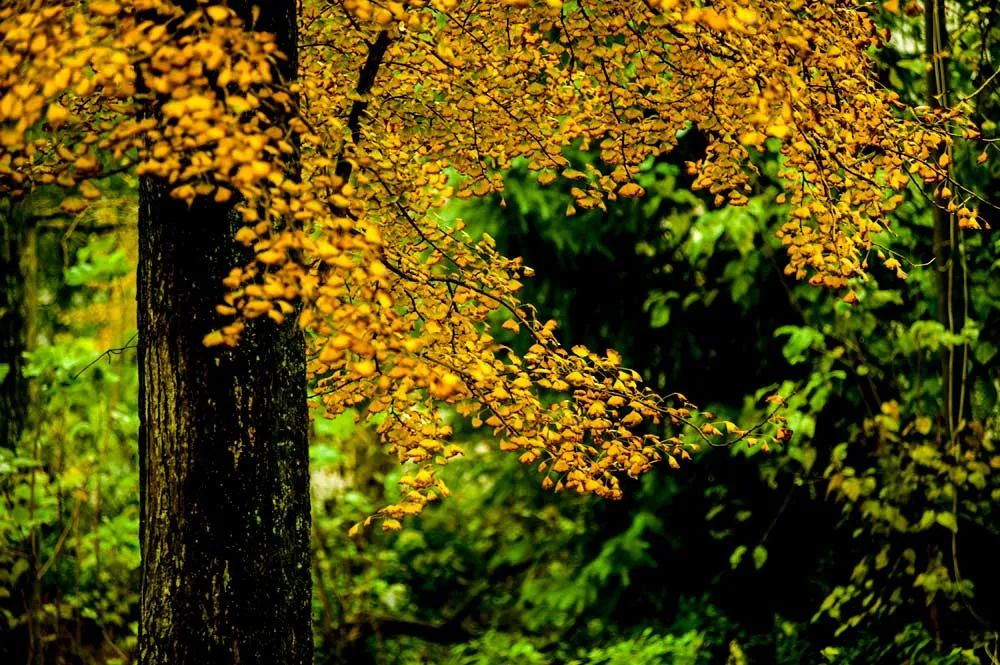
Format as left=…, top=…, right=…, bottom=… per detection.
left=0, top=0, right=988, bottom=532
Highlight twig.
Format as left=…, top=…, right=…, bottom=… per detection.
left=72, top=333, right=138, bottom=380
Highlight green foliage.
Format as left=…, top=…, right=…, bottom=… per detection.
left=0, top=226, right=139, bottom=663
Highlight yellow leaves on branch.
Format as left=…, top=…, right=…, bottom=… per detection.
left=325, top=0, right=980, bottom=291
left=2, top=0, right=986, bottom=532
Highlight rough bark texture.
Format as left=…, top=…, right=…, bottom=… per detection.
left=0, top=202, right=27, bottom=450
left=137, top=2, right=311, bottom=664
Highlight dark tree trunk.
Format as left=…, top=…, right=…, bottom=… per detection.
left=137, top=3, right=311, bottom=664
left=0, top=201, right=27, bottom=450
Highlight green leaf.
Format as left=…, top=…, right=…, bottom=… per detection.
left=973, top=340, right=997, bottom=365
left=936, top=512, right=958, bottom=532
left=821, top=646, right=841, bottom=661
left=729, top=545, right=747, bottom=569
left=800, top=446, right=817, bottom=473
left=752, top=545, right=768, bottom=570
left=649, top=304, right=671, bottom=328
left=775, top=325, right=824, bottom=365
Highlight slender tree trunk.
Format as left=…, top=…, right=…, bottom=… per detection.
left=0, top=201, right=27, bottom=450
left=137, top=3, right=311, bottom=664
left=924, top=0, right=980, bottom=644
left=925, top=0, right=969, bottom=436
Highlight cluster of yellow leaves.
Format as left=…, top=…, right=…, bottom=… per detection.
left=0, top=0, right=369, bottom=347
left=0, top=1, right=158, bottom=198
left=324, top=0, right=981, bottom=291
left=3, top=0, right=981, bottom=532
left=297, top=0, right=864, bottom=530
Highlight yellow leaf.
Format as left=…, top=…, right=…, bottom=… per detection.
left=205, top=5, right=230, bottom=21
left=381, top=519, right=402, bottom=532
left=766, top=123, right=790, bottom=139
left=74, top=155, right=99, bottom=172
left=354, top=360, right=377, bottom=377
left=618, top=182, right=645, bottom=197
left=29, top=34, right=47, bottom=54
left=501, top=319, right=520, bottom=333
left=46, top=102, right=70, bottom=128
left=171, top=184, right=196, bottom=204
left=79, top=180, right=101, bottom=200
left=699, top=8, right=728, bottom=30
left=234, top=226, right=256, bottom=244
left=60, top=197, right=88, bottom=214
left=89, top=1, right=121, bottom=17
left=419, top=439, right=443, bottom=452
left=256, top=249, right=283, bottom=265
left=512, top=374, right=532, bottom=389
left=622, top=411, right=643, bottom=427
left=202, top=330, right=225, bottom=347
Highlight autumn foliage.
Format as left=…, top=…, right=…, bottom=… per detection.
left=0, top=0, right=983, bottom=529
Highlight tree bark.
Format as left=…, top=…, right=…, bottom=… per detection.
left=137, top=2, right=311, bottom=664
left=0, top=201, right=27, bottom=450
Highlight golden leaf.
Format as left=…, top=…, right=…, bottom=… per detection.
left=46, top=103, right=70, bottom=128
left=381, top=519, right=402, bottom=532
left=354, top=360, right=377, bottom=377
left=618, top=182, right=645, bottom=197
left=89, top=1, right=121, bottom=17
left=202, top=330, right=226, bottom=347
left=60, top=197, right=88, bottom=214
left=205, top=5, right=230, bottom=22
left=79, top=180, right=101, bottom=200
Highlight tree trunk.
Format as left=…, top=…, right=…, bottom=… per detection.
left=137, top=3, right=311, bottom=664
left=0, top=201, right=27, bottom=450
left=925, top=0, right=969, bottom=436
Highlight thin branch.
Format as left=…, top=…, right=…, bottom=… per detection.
left=71, top=334, right=138, bottom=380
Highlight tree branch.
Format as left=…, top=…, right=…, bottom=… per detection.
left=336, top=30, right=392, bottom=180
